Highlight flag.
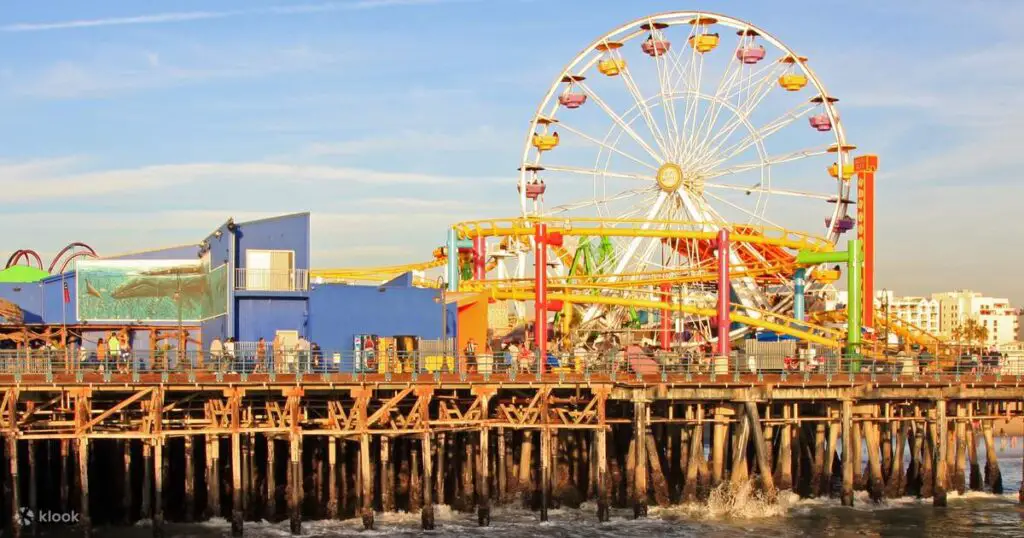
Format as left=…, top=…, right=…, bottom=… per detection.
left=63, top=281, right=70, bottom=304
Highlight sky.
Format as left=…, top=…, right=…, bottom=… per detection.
left=0, top=0, right=1021, bottom=306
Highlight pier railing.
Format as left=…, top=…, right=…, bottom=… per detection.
left=234, top=268, right=309, bottom=291
left=0, top=348, right=1020, bottom=384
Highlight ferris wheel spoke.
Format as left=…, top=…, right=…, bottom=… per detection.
left=653, top=21, right=698, bottom=159
left=688, top=36, right=747, bottom=165
left=549, top=185, right=658, bottom=214
left=573, top=81, right=666, bottom=164
left=697, top=103, right=818, bottom=171
left=543, top=164, right=655, bottom=182
left=556, top=123, right=660, bottom=171
left=704, top=182, right=834, bottom=201
left=703, top=147, right=829, bottom=180
left=615, top=56, right=672, bottom=158
left=693, top=62, right=789, bottom=162
left=702, top=190, right=782, bottom=228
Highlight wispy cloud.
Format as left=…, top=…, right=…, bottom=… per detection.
left=2, top=0, right=473, bottom=32
left=0, top=158, right=479, bottom=202
left=305, top=126, right=515, bottom=156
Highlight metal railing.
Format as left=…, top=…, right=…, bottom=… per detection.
left=1, top=348, right=1021, bottom=384
left=234, top=268, right=309, bottom=291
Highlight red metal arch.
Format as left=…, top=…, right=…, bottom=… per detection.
left=48, top=242, right=98, bottom=274
left=5, top=249, right=44, bottom=270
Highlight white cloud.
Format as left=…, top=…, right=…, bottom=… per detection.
left=305, top=126, right=515, bottom=156
left=0, top=158, right=482, bottom=202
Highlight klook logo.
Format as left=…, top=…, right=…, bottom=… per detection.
left=16, top=509, right=79, bottom=526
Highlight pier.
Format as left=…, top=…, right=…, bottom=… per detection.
left=1, top=355, right=1021, bottom=536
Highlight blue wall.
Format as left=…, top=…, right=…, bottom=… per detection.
left=308, top=283, right=456, bottom=352
left=234, top=297, right=308, bottom=342
left=234, top=213, right=310, bottom=270
left=0, top=282, right=44, bottom=323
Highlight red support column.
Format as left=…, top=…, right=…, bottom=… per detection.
left=660, top=283, right=672, bottom=351
left=472, top=236, right=486, bottom=281
left=855, top=155, right=878, bottom=332
left=716, top=229, right=731, bottom=357
left=534, top=223, right=548, bottom=373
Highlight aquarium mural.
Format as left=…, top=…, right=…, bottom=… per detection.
left=76, top=260, right=228, bottom=322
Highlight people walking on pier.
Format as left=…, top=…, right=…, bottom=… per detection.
left=464, top=338, right=478, bottom=374
left=107, top=332, right=120, bottom=372
left=210, top=338, right=223, bottom=373
left=224, top=337, right=237, bottom=373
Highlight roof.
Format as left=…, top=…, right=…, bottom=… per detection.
left=0, top=265, right=50, bottom=283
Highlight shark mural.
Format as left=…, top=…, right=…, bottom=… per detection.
left=76, top=260, right=228, bottom=322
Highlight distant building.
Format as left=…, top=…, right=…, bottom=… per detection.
left=931, top=290, right=1019, bottom=345
left=874, top=291, right=940, bottom=334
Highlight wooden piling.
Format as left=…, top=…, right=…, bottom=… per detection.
left=540, top=427, right=551, bottom=521
left=340, top=441, right=349, bottom=517
left=841, top=401, right=854, bottom=506
left=712, top=406, right=727, bottom=486
left=360, top=433, right=373, bottom=530
left=981, top=418, right=1003, bottom=494
left=632, top=397, right=648, bottom=519
left=8, top=436, right=22, bottom=538
left=410, top=440, right=422, bottom=513
left=775, top=404, right=793, bottom=491
left=321, top=439, right=333, bottom=518
left=477, top=392, right=492, bottom=526
left=78, top=438, right=91, bottom=536
left=731, top=404, right=750, bottom=486
left=264, top=438, right=275, bottom=521
left=967, top=410, right=982, bottom=491
left=682, top=406, right=703, bottom=503
left=853, top=418, right=865, bottom=491
left=121, top=440, right=132, bottom=525
left=247, top=434, right=259, bottom=520
left=60, top=440, right=70, bottom=513
left=230, top=433, right=242, bottom=536
left=182, top=436, right=194, bottom=523
left=954, top=404, right=967, bottom=495
left=934, top=401, right=948, bottom=507
left=746, top=401, right=775, bottom=498
left=288, top=434, right=302, bottom=535
left=28, top=440, right=38, bottom=537
left=645, top=430, right=670, bottom=507
left=497, top=427, right=508, bottom=504
left=864, top=420, right=884, bottom=503
left=921, top=418, right=934, bottom=498
left=141, top=443, right=152, bottom=523
left=153, top=439, right=164, bottom=538
left=422, top=433, right=435, bottom=530
left=380, top=435, right=395, bottom=513
left=812, top=421, right=826, bottom=497
left=205, top=437, right=219, bottom=521
left=596, top=426, right=610, bottom=521
left=825, top=413, right=840, bottom=497
left=518, top=431, right=534, bottom=507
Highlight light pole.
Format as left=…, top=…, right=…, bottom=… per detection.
left=881, top=288, right=889, bottom=353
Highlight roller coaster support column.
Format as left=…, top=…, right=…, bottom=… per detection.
left=445, top=228, right=473, bottom=292
left=660, top=283, right=672, bottom=351
left=793, top=268, right=807, bottom=323
left=855, top=155, right=879, bottom=332
left=795, top=239, right=863, bottom=364
left=716, top=229, right=730, bottom=358
left=472, top=236, right=487, bottom=281
left=533, top=223, right=564, bottom=373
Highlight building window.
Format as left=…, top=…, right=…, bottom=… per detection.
left=244, top=249, right=296, bottom=291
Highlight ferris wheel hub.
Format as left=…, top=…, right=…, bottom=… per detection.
left=656, top=162, right=684, bottom=192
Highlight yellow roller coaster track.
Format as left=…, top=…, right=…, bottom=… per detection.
left=452, top=217, right=835, bottom=253
left=487, top=289, right=843, bottom=348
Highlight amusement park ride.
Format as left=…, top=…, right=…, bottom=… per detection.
left=310, top=11, right=939, bottom=363
left=309, top=11, right=960, bottom=363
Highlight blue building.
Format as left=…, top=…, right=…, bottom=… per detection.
left=0, top=212, right=456, bottom=361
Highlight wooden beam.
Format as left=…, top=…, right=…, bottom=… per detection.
left=76, top=388, right=154, bottom=435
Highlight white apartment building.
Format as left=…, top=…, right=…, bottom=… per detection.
left=931, top=290, right=1020, bottom=345
left=874, top=291, right=941, bottom=334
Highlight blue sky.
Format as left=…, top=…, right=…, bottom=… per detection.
left=0, top=0, right=1022, bottom=305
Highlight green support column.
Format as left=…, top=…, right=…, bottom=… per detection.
left=795, top=238, right=863, bottom=371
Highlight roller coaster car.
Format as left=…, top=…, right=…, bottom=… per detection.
left=778, top=73, right=808, bottom=91
left=641, top=37, right=671, bottom=57
left=532, top=132, right=559, bottom=151
left=597, top=58, right=626, bottom=76
left=736, top=45, right=766, bottom=64
left=688, top=33, right=719, bottom=53
left=558, top=93, right=587, bottom=109
left=828, top=162, right=855, bottom=180
left=809, top=113, right=832, bottom=131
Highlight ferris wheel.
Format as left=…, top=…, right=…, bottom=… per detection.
left=515, top=11, right=855, bottom=338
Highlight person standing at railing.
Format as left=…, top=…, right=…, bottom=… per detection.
left=296, top=337, right=310, bottom=374
left=106, top=332, right=120, bottom=373
left=256, top=337, right=267, bottom=373
left=210, top=338, right=224, bottom=374
left=96, top=338, right=107, bottom=373
left=464, top=338, right=477, bottom=375
left=224, top=337, right=236, bottom=373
